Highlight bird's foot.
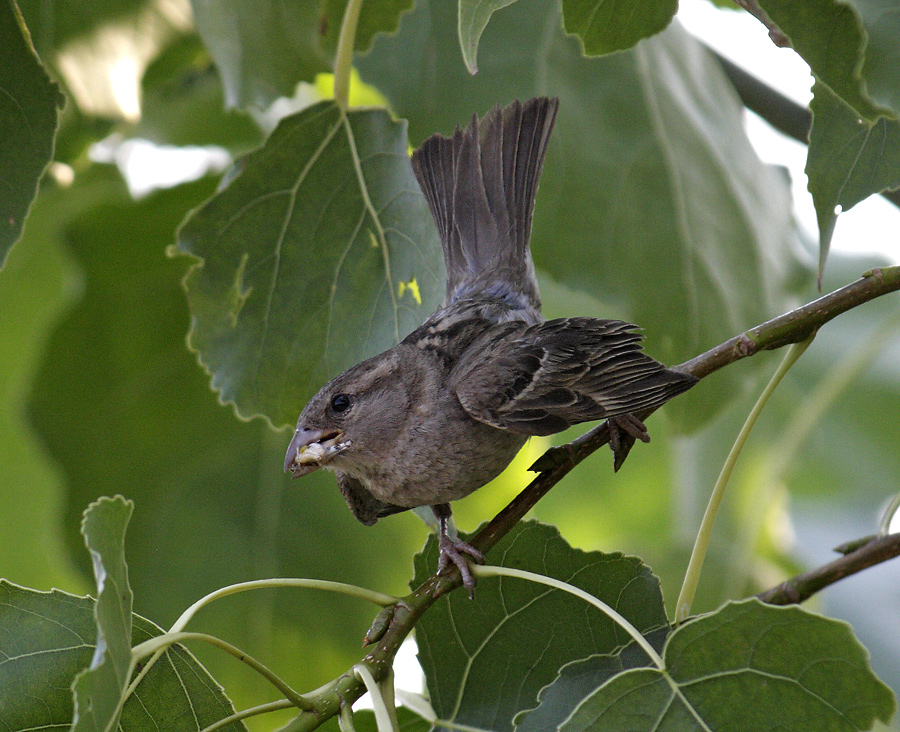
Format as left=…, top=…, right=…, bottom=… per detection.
left=608, top=413, right=650, bottom=471
left=437, top=533, right=485, bottom=598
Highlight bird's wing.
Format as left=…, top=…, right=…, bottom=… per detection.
left=336, top=472, right=408, bottom=526
left=450, top=317, right=697, bottom=436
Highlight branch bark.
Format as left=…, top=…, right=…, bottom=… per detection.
left=758, top=533, right=900, bottom=605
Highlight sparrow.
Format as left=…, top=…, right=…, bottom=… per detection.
left=284, top=97, right=697, bottom=593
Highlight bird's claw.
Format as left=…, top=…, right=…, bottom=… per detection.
left=437, top=534, right=485, bottom=598
left=608, top=413, right=649, bottom=471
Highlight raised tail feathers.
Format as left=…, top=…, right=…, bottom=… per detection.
left=411, top=97, right=559, bottom=316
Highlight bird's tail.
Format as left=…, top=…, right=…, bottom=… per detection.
left=411, top=97, right=559, bottom=317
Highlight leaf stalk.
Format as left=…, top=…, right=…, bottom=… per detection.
left=334, top=0, right=364, bottom=109
left=674, top=334, right=815, bottom=623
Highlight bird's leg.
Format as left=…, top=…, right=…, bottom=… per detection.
left=432, top=503, right=485, bottom=597
left=607, top=413, right=650, bottom=471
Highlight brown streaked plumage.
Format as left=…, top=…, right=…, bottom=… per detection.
left=284, top=97, right=697, bottom=593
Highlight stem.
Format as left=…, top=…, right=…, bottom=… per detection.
left=339, top=702, right=357, bottom=732
left=473, top=565, right=664, bottom=669
left=675, top=335, right=815, bottom=623
left=199, top=700, right=295, bottom=732
left=171, top=578, right=398, bottom=633
left=354, top=663, right=397, bottom=732
left=125, top=578, right=396, bottom=707
left=132, top=631, right=311, bottom=709
left=879, top=492, right=900, bottom=536
left=333, top=0, right=364, bottom=109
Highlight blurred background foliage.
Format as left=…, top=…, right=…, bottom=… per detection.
left=2, top=0, right=900, bottom=728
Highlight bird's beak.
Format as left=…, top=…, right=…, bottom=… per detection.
left=283, top=428, right=351, bottom=477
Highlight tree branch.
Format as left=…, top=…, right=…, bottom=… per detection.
left=758, top=533, right=900, bottom=605
left=710, top=48, right=900, bottom=211
left=471, top=266, right=900, bottom=561
left=712, top=49, right=810, bottom=144
left=286, top=265, right=900, bottom=728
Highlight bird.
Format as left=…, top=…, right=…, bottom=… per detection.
left=284, top=97, right=697, bottom=593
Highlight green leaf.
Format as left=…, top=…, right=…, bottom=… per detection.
left=350, top=707, right=433, bottom=731
left=359, top=1, right=809, bottom=429
left=71, top=495, right=135, bottom=732
left=562, top=0, right=678, bottom=56
left=324, top=0, right=414, bottom=55
left=757, top=0, right=896, bottom=122
left=807, top=81, right=900, bottom=278
left=0, top=0, right=64, bottom=268
left=457, top=0, right=519, bottom=74
left=0, top=581, right=247, bottom=732
left=135, top=34, right=264, bottom=151
left=176, top=100, right=443, bottom=426
left=851, top=0, right=900, bottom=119
left=515, top=629, right=669, bottom=732
left=413, top=521, right=668, bottom=732
left=191, top=0, right=412, bottom=109
left=557, top=600, right=896, bottom=731
left=190, top=0, right=330, bottom=109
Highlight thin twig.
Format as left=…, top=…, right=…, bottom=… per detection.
left=758, top=533, right=900, bottom=605
left=732, top=0, right=790, bottom=47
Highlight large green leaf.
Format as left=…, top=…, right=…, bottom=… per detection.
left=359, top=0, right=809, bottom=429
left=562, top=0, right=678, bottom=56
left=176, top=100, right=443, bottom=426
left=515, top=629, right=670, bottom=732
left=554, top=600, right=895, bottom=731
left=758, top=0, right=899, bottom=122
left=72, top=496, right=135, bottom=732
left=0, top=580, right=246, bottom=732
left=0, top=0, right=64, bottom=268
left=324, top=0, right=414, bottom=56
left=190, top=0, right=329, bottom=109
left=807, top=81, right=900, bottom=277
left=413, top=521, right=668, bottom=732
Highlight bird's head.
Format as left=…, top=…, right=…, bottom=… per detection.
left=283, top=350, right=412, bottom=479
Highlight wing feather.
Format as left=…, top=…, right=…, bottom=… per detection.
left=451, top=317, right=697, bottom=436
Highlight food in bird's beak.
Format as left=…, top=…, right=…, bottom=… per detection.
left=284, top=429, right=350, bottom=476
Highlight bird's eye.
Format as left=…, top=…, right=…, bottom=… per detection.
left=330, top=393, right=352, bottom=413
